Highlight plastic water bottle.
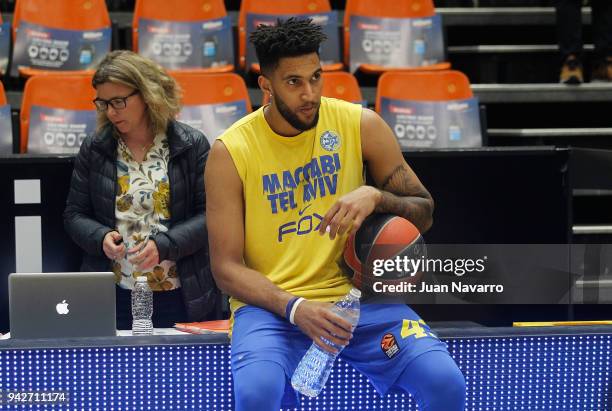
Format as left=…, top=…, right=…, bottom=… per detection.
left=291, top=288, right=361, bottom=397
left=132, top=276, right=153, bottom=335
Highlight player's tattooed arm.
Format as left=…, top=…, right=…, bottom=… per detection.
left=374, top=164, right=434, bottom=233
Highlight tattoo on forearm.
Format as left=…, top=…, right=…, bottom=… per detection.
left=380, top=165, right=427, bottom=196
left=375, top=165, right=434, bottom=233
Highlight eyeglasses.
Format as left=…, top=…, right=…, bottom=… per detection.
left=93, top=89, right=139, bottom=112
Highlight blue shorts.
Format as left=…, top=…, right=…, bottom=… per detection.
left=231, top=303, right=449, bottom=407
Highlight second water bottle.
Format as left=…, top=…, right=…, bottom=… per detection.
left=132, top=276, right=153, bottom=336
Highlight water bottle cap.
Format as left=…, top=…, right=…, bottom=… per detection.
left=349, top=288, right=361, bottom=299
left=136, top=276, right=148, bottom=283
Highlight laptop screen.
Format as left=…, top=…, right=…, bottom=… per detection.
left=8, top=272, right=116, bottom=339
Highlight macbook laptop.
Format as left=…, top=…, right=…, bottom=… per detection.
left=8, top=272, right=116, bottom=339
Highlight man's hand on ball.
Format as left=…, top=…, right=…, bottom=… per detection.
left=319, top=186, right=382, bottom=240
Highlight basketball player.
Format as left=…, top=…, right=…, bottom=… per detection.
left=205, top=18, right=466, bottom=410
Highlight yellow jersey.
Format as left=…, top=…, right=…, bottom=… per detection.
left=219, top=97, right=364, bottom=313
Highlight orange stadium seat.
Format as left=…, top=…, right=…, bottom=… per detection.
left=20, top=73, right=96, bottom=153
left=169, top=71, right=252, bottom=142
left=13, top=0, right=110, bottom=38
left=321, top=71, right=363, bottom=103
left=344, top=0, right=450, bottom=74
left=132, top=0, right=233, bottom=73
left=375, top=70, right=473, bottom=112
left=12, top=0, right=111, bottom=77
left=0, top=80, right=7, bottom=105
left=238, top=0, right=342, bottom=73
left=375, top=70, right=480, bottom=148
left=170, top=71, right=251, bottom=109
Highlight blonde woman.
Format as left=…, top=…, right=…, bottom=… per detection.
left=64, top=50, right=218, bottom=329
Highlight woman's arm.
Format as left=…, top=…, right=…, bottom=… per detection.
left=152, top=133, right=209, bottom=262
left=63, top=137, right=116, bottom=256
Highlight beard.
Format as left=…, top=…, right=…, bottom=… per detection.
left=273, top=93, right=320, bottom=132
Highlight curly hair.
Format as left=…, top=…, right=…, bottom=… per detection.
left=92, top=50, right=182, bottom=136
left=249, top=17, right=327, bottom=75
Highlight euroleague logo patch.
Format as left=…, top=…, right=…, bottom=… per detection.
left=381, top=333, right=400, bottom=359
left=320, top=130, right=340, bottom=152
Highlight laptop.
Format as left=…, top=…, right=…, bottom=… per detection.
left=8, top=272, right=116, bottom=339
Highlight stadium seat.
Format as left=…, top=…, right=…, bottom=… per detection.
left=20, top=73, right=97, bottom=153
left=169, top=71, right=251, bottom=143
left=132, top=0, right=233, bottom=72
left=0, top=80, right=7, bottom=105
left=238, top=0, right=342, bottom=73
left=170, top=70, right=251, bottom=110
left=12, top=0, right=111, bottom=77
left=344, top=0, right=450, bottom=74
left=376, top=70, right=480, bottom=148
left=0, top=14, right=10, bottom=76
left=0, top=80, right=13, bottom=153
left=321, top=71, right=363, bottom=104
left=375, top=69, right=473, bottom=112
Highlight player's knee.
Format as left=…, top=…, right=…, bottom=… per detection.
left=235, top=383, right=277, bottom=410
left=424, top=360, right=466, bottom=410
left=398, top=352, right=466, bottom=410
left=234, top=362, right=285, bottom=411
left=434, top=363, right=466, bottom=406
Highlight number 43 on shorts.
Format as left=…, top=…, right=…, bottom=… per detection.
left=400, top=319, right=437, bottom=340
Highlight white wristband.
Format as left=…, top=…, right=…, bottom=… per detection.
left=289, top=297, right=305, bottom=325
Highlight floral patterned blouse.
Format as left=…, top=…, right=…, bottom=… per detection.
left=111, top=133, right=179, bottom=291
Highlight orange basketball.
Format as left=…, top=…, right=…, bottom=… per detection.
left=342, top=213, right=426, bottom=294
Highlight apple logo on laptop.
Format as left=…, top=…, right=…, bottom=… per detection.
left=56, top=300, right=69, bottom=315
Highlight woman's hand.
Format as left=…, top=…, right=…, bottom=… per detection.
left=128, top=240, right=160, bottom=271
left=103, top=231, right=125, bottom=260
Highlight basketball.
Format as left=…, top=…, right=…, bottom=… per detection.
left=342, top=213, right=426, bottom=294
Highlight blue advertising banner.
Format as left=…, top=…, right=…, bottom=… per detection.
left=0, top=105, right=12, bottom=153
left=0, top=23, right=10, bottom=75
left=380, top=97, right=481, bottom=149
left=349, top=15, right=444, bottom=72
left=246, top=12, right=340, bottom=70
left=178, top=101, right=247, bottom=145
left=11, top=22, right=111, bottom=76
left=138, top=17, right=234, bottom=70
left=28, top=106, right=96, bottom=154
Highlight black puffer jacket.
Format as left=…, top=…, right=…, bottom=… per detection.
left=63, top=120, right=218, bottom=321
